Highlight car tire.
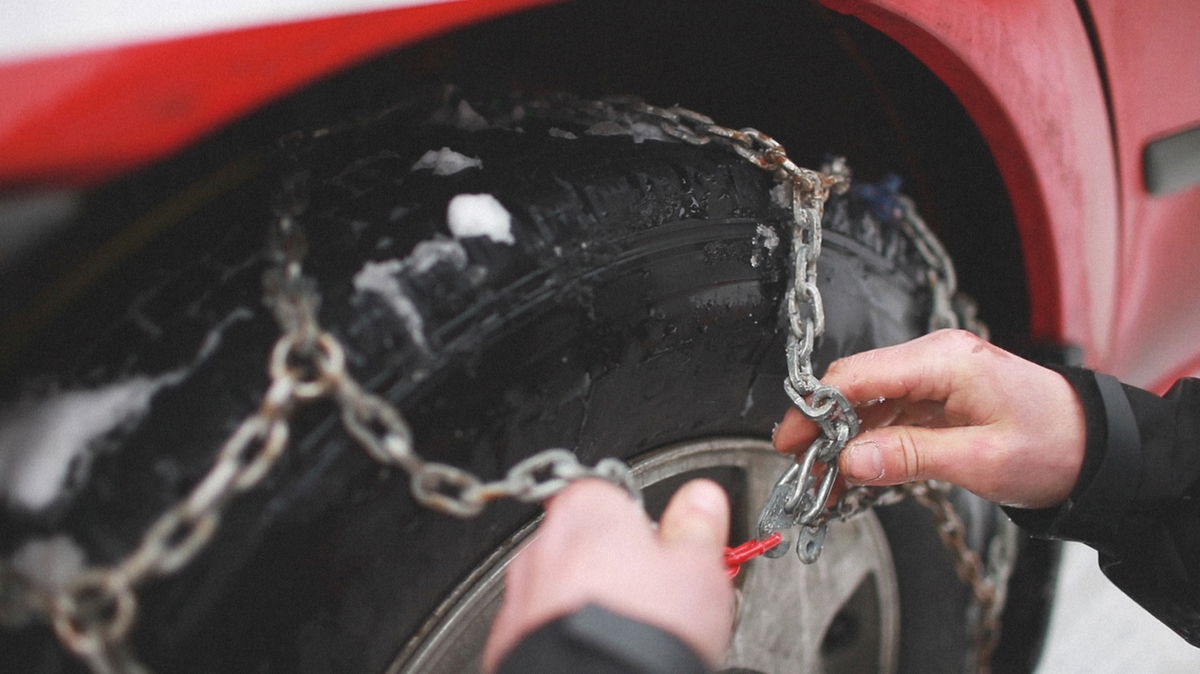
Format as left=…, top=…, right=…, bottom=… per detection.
left=2, top=91, right=1004, bottom=673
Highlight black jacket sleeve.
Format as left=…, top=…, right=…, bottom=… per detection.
left=1005, top=368, right=1200, bottom=646
left=497, top=603, right=710, bottom=673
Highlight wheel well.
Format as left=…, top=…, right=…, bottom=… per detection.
left=0, top=0, right=1031, bottom=383
left=155, top=0, right=1033, bottom=349
left=312, top=0, right=1030, bottom=349
left=409, top=0, right=1031, bottom=349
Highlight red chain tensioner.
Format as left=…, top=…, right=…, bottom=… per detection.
left=723, top=532, right=783, bottom=578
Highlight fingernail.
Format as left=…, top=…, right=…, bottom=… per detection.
left=681, top=479, right=728, bottom=519
left=844, top=440, right=884, bottom=482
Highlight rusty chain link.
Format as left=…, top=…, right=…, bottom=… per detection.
left=910, top=481, right=1019, bottom=673
left=866, top=184, right=1010, bottom=673
left=1, top=93, right=1013, bottom=673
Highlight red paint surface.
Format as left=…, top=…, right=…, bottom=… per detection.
left=0, top=0, right=555, bottom=187
left=822, top=0, right=1120, bottom=367
left=1086, top=0, right=1200, bottom=390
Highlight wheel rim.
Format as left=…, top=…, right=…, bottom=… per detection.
left=390, top=438, right=900, bottom=673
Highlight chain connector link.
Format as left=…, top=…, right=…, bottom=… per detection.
left=269, top=331, right=344, bottom=400
left=51, top=571, right=137, bottom=658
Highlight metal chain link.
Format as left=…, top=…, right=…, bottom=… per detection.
left=0, top=93, right=1012, bottom=674
left=498, top=95, right=1015, bottom=669
left=534, top=95, right=865, bottom=564
left=874, top=188, right=1013, bottom=673
left=909, top=481, right=1019, bottom=674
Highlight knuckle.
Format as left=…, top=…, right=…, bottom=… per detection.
left=931, top=328, right=983, bottom=353
left=823, top=352, right=866, bottom=386
left=931, top=329, right=996, bottom=381
left=893, top=428, right=925, bottom=480
left=824, top=356, right=851, bottom=377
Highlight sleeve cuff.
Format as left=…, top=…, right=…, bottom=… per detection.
left=497, top=603, right=711, bottom=674
left=1003, top=368, right=1142, bottom=554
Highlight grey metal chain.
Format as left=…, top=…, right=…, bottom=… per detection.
left=536, top=94, right=866, bottom=564
left=876, top=188, right=1013, bottom=673
left=0, top=94, right=1011, bottom=674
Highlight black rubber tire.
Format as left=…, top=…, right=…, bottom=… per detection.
left=2, top=92, right=994, bottom=673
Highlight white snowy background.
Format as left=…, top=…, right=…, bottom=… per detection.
left=1035, top=541, right=1200, bottom=673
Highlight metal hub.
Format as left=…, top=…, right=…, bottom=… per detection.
left=390, top=438, right=900, bottom=673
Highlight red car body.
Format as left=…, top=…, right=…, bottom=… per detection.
left=2, top=0, right=1198, bottom=389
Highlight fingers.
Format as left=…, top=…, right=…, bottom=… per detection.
left=535, top=479, right=649, bottom=553
left=772, top=330, right=1088, bottom=508
left=658, top=479, right=730, bottom=550
left=482, top=587, right=526, bottom=672
left=823, top=329, right=997, bottom=404
left=484, top=480, right=645, bottom=672
left=484, top=478, right=734, bottom=672
left=543, top=478, right=645, bottom=524
left=655, top=479, right=735, bottom=664
left=773, top=330, right=997, bottom=455
left=839, top=426, right=977, bottom=485
left=839, top=425, right=1017, bottom=504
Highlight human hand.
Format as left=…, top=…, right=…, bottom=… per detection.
left=773, top=330, right=1087, bottom=509
left=482, top=478, right=734, bottom=672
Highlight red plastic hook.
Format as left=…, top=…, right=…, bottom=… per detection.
left=723, top=532, right=783, bottom=578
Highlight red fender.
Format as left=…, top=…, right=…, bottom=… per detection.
left=0, top=0, right=555, bottom=187
left=4, top=0, right=1198, bottom=387
left=820, top=0, right=1120, bottom=372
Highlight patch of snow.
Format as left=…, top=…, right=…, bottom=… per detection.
left=584, top=119, right=669, bottom=144
left=1036, top=542, right=1200, bottom=672
left=548, top=127, right=578, bottom=140
left=757, top=224, right=780, bottom=252
left=751, top=224, right=781, bottom=268
left=352, top=235, right=472, bottom=350
left=584, top=120, right=627, bottom=138
left=429, top=98, right=490, bottom=131
left=456, top=100, right=490, bottom=131
left=452, top=100, right=490, bottom=131
left=0, top=375, right=174, bottom=511
left=628, top=121, right=668, bottom=143
left=409, top=237, right=468, bottom=274
left=770, top=182, right=793, bottom=210
left=446, top=194, right=514, bottom=244
left=740, top=387, right=754, bottom=418
left=411, top=147, right=482, bottom=176
left=352, top=260, right=430, bottom=352
left=194, top=308, right=254, bottom=364
left=10, top=535, right=85, bottom=592
left=464, top=266, right=488, bottom=286
left=0, top=301, right=255, bottom=513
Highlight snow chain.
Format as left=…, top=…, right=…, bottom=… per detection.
left=0, top=94, right=1015, bottom=673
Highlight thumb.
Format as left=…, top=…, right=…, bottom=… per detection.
left=658, top=479, right=730, bottom=548
left=840, top=426, right=978, bottom=485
